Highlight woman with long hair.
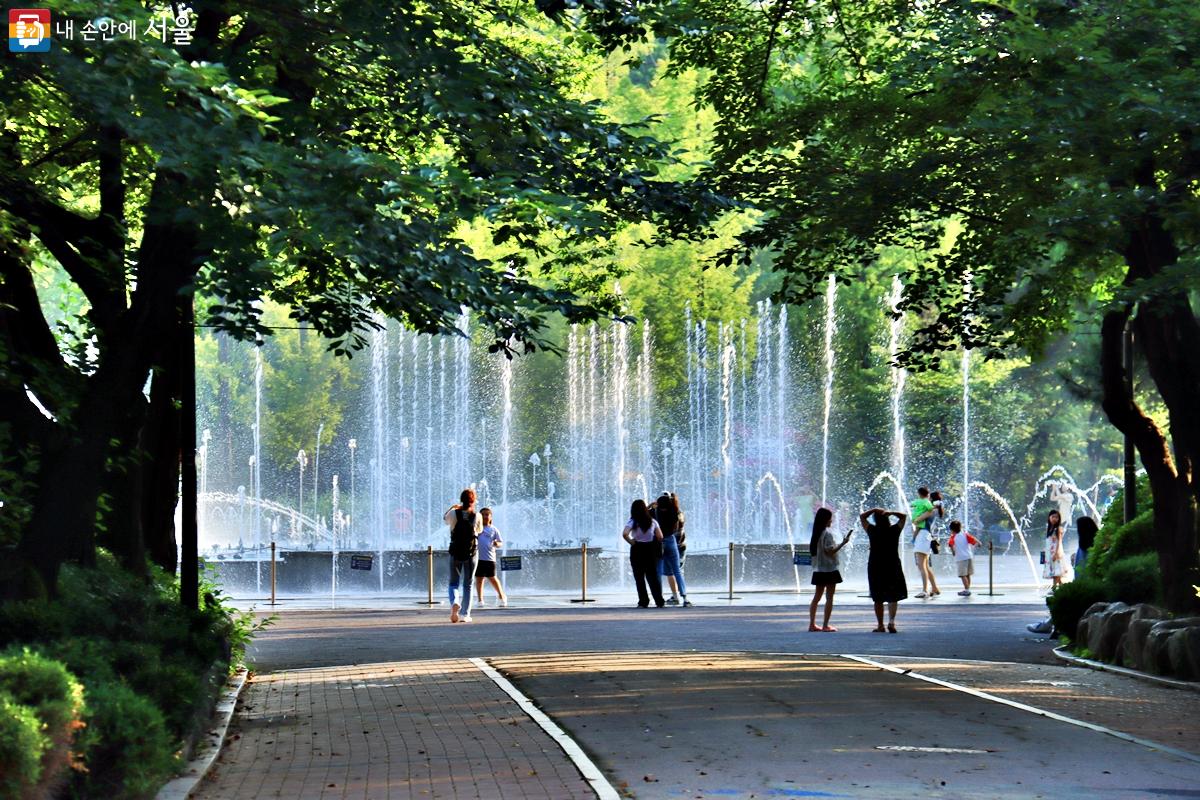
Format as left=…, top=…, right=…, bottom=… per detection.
left=443, top=487, right=482, bottom=623
left=808, top=507, right=852, bottom=632
left=1074, top=516, right=1098, bottom=575
left=910, top=487, right=941, bottom=598
left=1044, top=509, right=1067, bottom=589
left=654, top=493, right=691, bottom=607
left=622, top=499, right=665, bottom=607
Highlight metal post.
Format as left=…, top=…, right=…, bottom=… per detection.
left=988, top=539, right=994, bottom=597
left=571, top=543, right=595, bottom=603
left=416, top=545, right=440, bottom=606
left=269, top=541, right=277, bottom=606
left=1123, top=325, right=1137, bottom=522
left=724, top=541, right=741, bottom=601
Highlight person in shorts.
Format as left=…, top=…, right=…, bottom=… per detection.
left=808, top=507, right=852, bottom=632
left=947, top=520, right=979, bottom=596
left=473, top=507, right=508, bottom=608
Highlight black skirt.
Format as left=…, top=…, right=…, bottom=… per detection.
left=811, top=570, right=843, bottom=586
left=476, top=560, right=497, bottom=578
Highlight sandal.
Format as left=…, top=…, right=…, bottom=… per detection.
left=821, top=625, right=838, bottom=632
left=872, top=626, right=887, bottom=633
left=809, top=624, right=821, bottom=632
left=887, top=623, right=898, bottom=634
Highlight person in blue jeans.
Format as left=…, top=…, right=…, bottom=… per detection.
left=654, top=493, right=692, bottom=607
left=443, top=488, right=482, bottom=623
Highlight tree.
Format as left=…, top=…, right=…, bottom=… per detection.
left=0, top=0, right=713, bottom=594
left=662, top=0, right=1200, bottom=610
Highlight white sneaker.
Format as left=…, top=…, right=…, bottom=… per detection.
left=476, top=599, right=486, bottom=607
left=500, top=598, right=508, bottom=608
left=460, top=614, right=473, bottom=622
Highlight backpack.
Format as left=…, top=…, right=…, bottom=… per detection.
left=449, top=509, right=477, bottom=560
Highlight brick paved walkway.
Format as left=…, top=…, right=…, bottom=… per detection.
left=192, top=660, right=595, bottom=800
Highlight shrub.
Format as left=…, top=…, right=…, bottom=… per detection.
left=71, top=679, right=177, bottom=800
left=1104, top=553, right=1162, bottom=605
left=1047, top=575, right=1108, bottom=641
left=0, top=646, right=85, bottom=734
left=1089, top=509, right=1155, bottom=579
left=0, top=690, right=47, bottom=797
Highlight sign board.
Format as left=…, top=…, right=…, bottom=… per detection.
left=350, top=554, right=374, bottom=571
left=500, top=555, right=522, bottom=572
left=793, top=551, right=813, bottom=567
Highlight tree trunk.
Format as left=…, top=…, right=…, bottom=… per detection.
left=143, top=355, right=183, bottom=574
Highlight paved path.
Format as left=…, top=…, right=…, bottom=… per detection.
left=490, top=651, right=1200, bottom=799
left=193, top=660, right=595, bottom=800
left=246, top=603, right=1057, bottom=671
left=197, top=603, right=1200, bottom=799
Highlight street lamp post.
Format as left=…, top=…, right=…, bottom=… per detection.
left=543, top=444, right=553, bottom=500
left=528, top=451, right=541, bottom=498
left=348, top=439, right=357, bottom=543
left=313, top=422, right=324, bottom=528
left=297, top=449, right=308, bottom=533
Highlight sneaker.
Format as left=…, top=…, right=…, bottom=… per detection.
left=682, top=599, right=693, bottom=607
left=666, top=596, right=680, bottom=605
left=500, top=598, right=508, bottom=608
left=476, top=599, right=486, bottom=608
left=958, top=590, right=971, bottom=596
left=1027, top=620, right=1053, bottom=634
left=450, top=603, right=460, bottom=624
left=915, top=592, right=927, bottom=599
left=460, top=614, right=473, bottom=623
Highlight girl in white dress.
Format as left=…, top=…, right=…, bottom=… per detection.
left=1044, top=510, right=1066, bottom=588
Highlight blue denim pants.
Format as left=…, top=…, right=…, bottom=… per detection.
left=658, top=535, right=687, bottom=596
left=448, top=554, right=478, bottom=614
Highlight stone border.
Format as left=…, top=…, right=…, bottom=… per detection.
left=1052, top=646, right=1200, bottom=693
left=155, top=668, right=249, bottom=800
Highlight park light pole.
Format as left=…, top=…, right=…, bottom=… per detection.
left=528, top=451, right=541, bottom=498
left=297, top=449, right=308, bottom=530
left=543, top=444, right=552, bottom=499
left=313, top=422, right=324, bottom=526
left=349, top=438, right=357, bottom=542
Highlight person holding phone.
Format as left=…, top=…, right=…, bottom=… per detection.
left=808, top=508, right=851, bottom=632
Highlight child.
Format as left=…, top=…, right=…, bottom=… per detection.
left=474, top=508, right=508, bottom=608
left=947, top=520, right=980, bottom=596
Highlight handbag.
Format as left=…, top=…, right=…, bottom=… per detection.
left=930, top=539, right=940, bottom=555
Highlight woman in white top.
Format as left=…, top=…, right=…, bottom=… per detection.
left=808, top=507, right=852, bottom=632
left=621, top=499, right=665, bottom=608
left=1044, top=510, right=1067, bottom=589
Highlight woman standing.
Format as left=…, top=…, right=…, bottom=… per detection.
left=910, top=487, right=941, bottom=599
left=861, top=507, right=909, bottom=633
left=655, top=493, right=691, bottom=607
left=1074, top=516, right=1098, bottom=575
left=622, top=499, right=665, bottom=608
left=443, top=488, right=482, bottom=623
left=1044, top=510, right=1067, bottom=589
left=809, top=508, right=851, bottom=632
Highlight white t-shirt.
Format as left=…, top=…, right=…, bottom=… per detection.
left=477, top=526, right=502, bottom=562
left=950, top=531, right=975, bottom=561
left=624, top=518, right=661, bottom=543
left=813, top=529, right=840, bottom=572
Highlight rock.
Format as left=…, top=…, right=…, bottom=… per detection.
left=1118, top=605, right=1169, bottom=668
left=1166, top=628, right=1200, bottom=681
left=1143, top=617, right=1200, bottom=676
left=1085, top=602, right=1132, bottom=662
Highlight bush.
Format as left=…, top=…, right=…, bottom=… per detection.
left=0, top=552, right=261, bottom=798
left=1105, top=553, right=1162, bottom=605
left=0, top=690, right=47, bottom=797
left=72, top=679, right=178, bottom=800
left=1047, top=575, right=1108, bottom=640
left=0, top=646, right=85, bottom=734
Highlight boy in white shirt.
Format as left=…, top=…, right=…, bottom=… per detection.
left=473, top=508, right=508, bottom=608
left=947, top=520, right=980, bottom=596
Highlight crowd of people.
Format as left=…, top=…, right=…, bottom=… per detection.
left=441, top=484, right=1097, bottom=630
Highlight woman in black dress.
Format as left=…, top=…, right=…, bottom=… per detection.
left=860, top=507, right=908, bottom=633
